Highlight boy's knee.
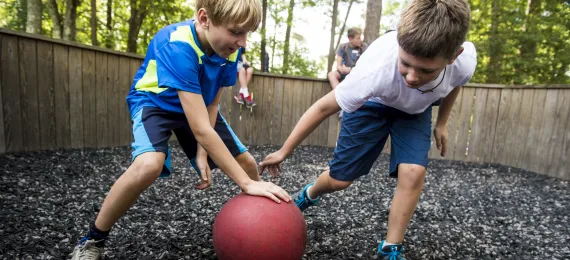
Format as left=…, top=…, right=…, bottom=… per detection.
left=327, top=176, right=352, bottom=191
left=328, top=70, right=339, bottom=79
left=130, top=153, right=165, bottom=185
left=236, top=152, right=258, bottom=176
left=397, top=164, right=426, bottom=190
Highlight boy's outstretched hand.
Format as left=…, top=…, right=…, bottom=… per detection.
left=258, top=150, right=287, bottom=177
left=242, top=180, right=291, bottom=203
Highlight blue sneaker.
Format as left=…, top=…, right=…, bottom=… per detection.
left=377, top=240, right=405, bottom=260
left=292, top=183, right=320, bottom=211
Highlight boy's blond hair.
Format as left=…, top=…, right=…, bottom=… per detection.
left=196, top=0, right=262, bottom=31
left=347, top=27, right=362, bottom=38
left=397, top=0, right=471, bottom=59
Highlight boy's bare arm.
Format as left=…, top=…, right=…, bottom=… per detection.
left=434, top=86, right=462, bottom=157
left=436, top=86, right=461, bottom=127
left=281, top=91, right=340, bottom=155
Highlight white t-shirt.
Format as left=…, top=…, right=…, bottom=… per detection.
left=335, top=31, right=477, bottom=115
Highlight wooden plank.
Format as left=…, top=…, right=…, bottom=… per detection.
left=309, top=81, right=322, bottom=146
left=128, top=59, right=142, bottom=144
left=480, top=89, right=501, bottom=162
left=107, top=54, right=120, bottom=147
left=118, top=56, right=130, bottom=146
left=82, top=50, right=97, bottom=148
left=317, top=82, right=330, bottom=147
left=37, top=41, right=56, bottom=150
left=253, top=76, right=264, bottom=145
left=510, top=89, right=534, bottom=168
left=519, top=89, right=547, bottom=170
left=466, top=88, right=488, bottom=162
left=453, top=88, right=475, bottom=161
left=1, top=35, right=22, bottom=152
left=18, top=38, right=40, bottom=151
left=230, top=84, right=244, bottom=142
left=428, top=106, right=440, bottom=158
left=271, top=78, right=284, bottom=145
left=0, top=33, right=4, bottom=153
left=263, top=76, right=275, bottom=145
left=530, top=89, right=558, bottom=174
left=301, top=80, right=313, bottom=146
left=290, top=80, right=302, bottom=143
left=95, top=52, right=108, bottom=148
left=500, top=89, right=523, bottom=167
left=326, top=83, right=339, bottom=148
left=440, top=89, right=464, bottom=160
left=53, top=44, right=71, bottom=149
left=489, top=89, right=513, bottom=164
left=241, top=77, right=255, bottom=145
left=69, top=47, right=84, bottom=148
left=547, top=90, right=570, bottom=178
left=280, top=79, right=294, bottom=144
left=557, top=93, right=570, bottom=179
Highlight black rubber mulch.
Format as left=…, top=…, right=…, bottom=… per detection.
left=0, top=144, right=568, bottom=259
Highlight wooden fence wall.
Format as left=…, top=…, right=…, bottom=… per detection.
left=1, top=29, right=568, bottom=180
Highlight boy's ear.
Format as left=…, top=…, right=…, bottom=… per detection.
left=448, top=47, right=464, bottom=64
left=196, top=8, right=209, bottom=29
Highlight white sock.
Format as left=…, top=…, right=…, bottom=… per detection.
left=306, top=185, right=319, bottom=201
left=239, top=87, right=249, bottom=97
left=382, top=241, right=399, bottom=249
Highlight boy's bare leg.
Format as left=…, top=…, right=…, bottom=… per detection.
left=385, top=163, right=426, bottom=244
left=306, top=170, right=352, bottom=198
left=328, top=71, right=341, bottom=90
left=238, top=68, right=248, bottom=89
left=245, top=67, right=254, bottom=83
left=236, top=152, right=260, bottom=181
left=94, top=152, right=166, bottom=231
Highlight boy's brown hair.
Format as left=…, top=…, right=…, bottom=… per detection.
left=347, top=27, right=362, bottom=39
left=397, top=0, right=471, bottom=59
left=196, top=0, right=262, bottom=31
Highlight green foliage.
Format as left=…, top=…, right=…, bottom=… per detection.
left=1, top=0, right=568, bottom=83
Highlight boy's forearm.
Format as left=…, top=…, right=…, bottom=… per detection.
left=179, top=90, right=252, bottom=188
left=281, top=91, right=340, bottom=155
left=198, top=90, right=222, bottom=154
left=194, top=127, right=252, bottom=187
left=436, top=87, right=461, bottom=127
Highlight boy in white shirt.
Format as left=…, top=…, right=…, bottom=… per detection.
left=258, top=0, right=477, bottom=258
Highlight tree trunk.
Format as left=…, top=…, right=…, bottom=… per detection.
left=335, top=0, right=354, bottom=51
left=26, top=0, right=42, bottom=34
left=63, top=0, right=79, bottom=41
left=327, top=0, right=339, bottom=73
left=46, top=0, right=63, bottom=38
left=260, top=0, right=268, bottom=72
left=105, top=0, right=114, bottom=49
left=487, top=0, right=502, bottom=83
left=127, top=0, right=152, bottom=53
left=363, top=0, right=382, bottom=44
left=270, top=23, right=277, bottom=71
left=281, top=0, right=295, bottom=74
left=91, top=0, right=98, bottom=46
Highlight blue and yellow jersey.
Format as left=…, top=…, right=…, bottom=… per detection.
left=126, top=19, right=241, bottom=116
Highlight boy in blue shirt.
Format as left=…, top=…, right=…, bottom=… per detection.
left=259, top=0, right=476, bottom=259
left=71, top=0, right=290, bottom=259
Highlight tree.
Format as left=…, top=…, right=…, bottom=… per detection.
left=282, top=0, right=295, bottom=74
left=90, top=0, right=98, bottom=45
left=260, top=0, right=268, bottom=72
left=46, top=0, right=79, bottom=40
left=26, top=0, right=41, bottom=33
left=363, top=0, right=382, bottom=44
left=127, top=0, right=151, bottom=53
left=335, top=0, right=356, bottom=51
left=327, top=0, right=339, bottom=73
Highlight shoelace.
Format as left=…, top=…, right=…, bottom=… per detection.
left=382, top=246, right=403, bottom=260
left=78, top=240, right=102, bottom=260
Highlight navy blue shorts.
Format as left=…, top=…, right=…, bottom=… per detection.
left=329, top=101, right=432, bottom=181
left=131, top=106, right=247, bottom=177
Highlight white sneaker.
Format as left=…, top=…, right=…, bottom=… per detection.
left=70, top=239, right=103, bottom=260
